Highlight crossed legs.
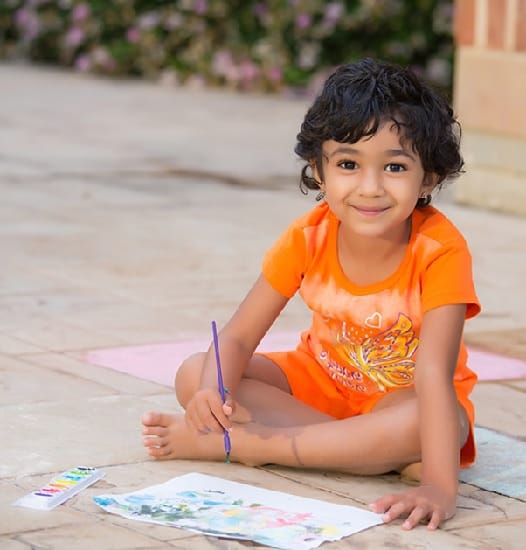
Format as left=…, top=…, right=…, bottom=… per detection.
left=142, top=353, right=468, bottom=475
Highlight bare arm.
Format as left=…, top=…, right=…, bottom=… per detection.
left=371, top=303, right=467, bottom=529
left=187, top=273, right=290, bottom=433
left=416, top=304, right=466, bottom=498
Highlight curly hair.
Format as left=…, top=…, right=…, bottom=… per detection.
left=295, top=58, right=464, bottom=207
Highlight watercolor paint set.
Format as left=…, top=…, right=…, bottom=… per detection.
left=14, top=467, right=106, bottom=511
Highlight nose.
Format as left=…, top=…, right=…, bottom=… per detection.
left=357, top=168, right=384, bottom=196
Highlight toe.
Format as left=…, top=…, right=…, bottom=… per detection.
left=141, top=411, right=160, bottom=426
left=143, top=436, right=163, bottom=448
left=142, top=425, right=168, bottom=437
left=142, top=411, right=178, bottom=428
left=148, top=445, right=172, bottom=459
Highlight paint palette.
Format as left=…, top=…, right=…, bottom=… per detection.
left=14, top=467, right=106, bottom=511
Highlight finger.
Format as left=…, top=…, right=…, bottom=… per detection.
left=369, top=494, right=397, bottom=514
left=196, top=399, right=224, bottom=433
left=426, top=509, right=443, bottom=531
left=207, top=393, right=233, bottom=431
left=186, top=402, right=216, bottom=434
left=381, top=500, right=411, bottom=524
left=224, top=393, right=235, bottom=412
left=222, top=401, right=233, bottom=417
left=213, top=402, right=232, bottom=431
left=403, top=505, right=429, bottom=530
left=184, top=410, right=208, bottom=434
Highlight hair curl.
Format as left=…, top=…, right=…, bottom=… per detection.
left=295, top=58, right=464, bottom=207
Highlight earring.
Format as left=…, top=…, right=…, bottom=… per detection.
left=315, top=191, right=325, bottom=201
left=419, top=192, right=431, bottom=206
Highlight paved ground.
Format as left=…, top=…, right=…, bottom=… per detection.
left=1, top=63, right=525, bottom=549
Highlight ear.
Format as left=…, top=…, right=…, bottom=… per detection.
left=421, top=173, right=440, bottom=195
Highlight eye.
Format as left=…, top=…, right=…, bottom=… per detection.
left=385, top=163, right=406, bottom=173
left=338, top=160, right=357, bottom=170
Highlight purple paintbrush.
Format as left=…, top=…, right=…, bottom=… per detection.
left=211, top=320, right=231, bottom=463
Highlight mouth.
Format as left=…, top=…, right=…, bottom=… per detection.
left=351, top=205, right=390, bottom=217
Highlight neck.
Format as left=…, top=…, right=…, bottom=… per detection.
left=339, top=219, right=412, bottom=260
left=336, top=219, right=412, bottom=286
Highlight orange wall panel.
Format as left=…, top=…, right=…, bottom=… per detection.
left=517, top=0, right=526, bottom=51
left=488, top=0, right=507, bottom=50
left=455, top=0, right=476, bottom=46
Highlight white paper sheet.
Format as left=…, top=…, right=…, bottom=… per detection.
left=94, top=472, right=383, bottom=549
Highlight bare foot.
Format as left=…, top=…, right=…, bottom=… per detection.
left=141, top=411, right=225, bottom=461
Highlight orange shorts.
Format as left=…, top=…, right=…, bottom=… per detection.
left=259, top=347, right=476, bottom=468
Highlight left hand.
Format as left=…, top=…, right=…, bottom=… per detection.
left=369, top=485, right=457, bottom=530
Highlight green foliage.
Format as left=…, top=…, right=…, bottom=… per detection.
left=0, top=0, right=455, bottom=95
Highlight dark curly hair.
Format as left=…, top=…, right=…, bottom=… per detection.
left=295, top=58, right=464, bottom=207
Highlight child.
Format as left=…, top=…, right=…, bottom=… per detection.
left=142, top=58, right=480, bottom=531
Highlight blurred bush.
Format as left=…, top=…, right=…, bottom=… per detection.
left=0, top=0, right=455, bottom=95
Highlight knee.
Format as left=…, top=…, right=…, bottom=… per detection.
left=175, top=352, right=206, bottom=408
left=391, top=396, right=420, bottom=440
left=373, top=393, right=420, bottom=445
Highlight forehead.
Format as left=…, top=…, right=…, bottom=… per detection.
left=322, top=123, right=413, bottom=154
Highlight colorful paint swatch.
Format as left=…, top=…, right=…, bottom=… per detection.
left=14, top=467, right=106, bottom=510
left=94, top=472, right=383, bottom=548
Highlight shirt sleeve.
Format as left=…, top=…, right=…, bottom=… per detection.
left=421, top=240, right=481, bottom=319
left=261, top=220, right=307, bottom=298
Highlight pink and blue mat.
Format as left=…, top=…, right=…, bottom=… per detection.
left=81, top=331, right=526, bottom=501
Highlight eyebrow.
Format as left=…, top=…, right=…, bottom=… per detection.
left=327, top=146, right=416, bottom=161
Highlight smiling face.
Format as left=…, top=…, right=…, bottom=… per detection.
left=316, top=122, right=435, bottom=243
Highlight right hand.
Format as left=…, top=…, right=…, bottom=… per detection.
left=184, top=387, right=234, bottom=435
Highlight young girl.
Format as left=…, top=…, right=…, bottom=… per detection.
left=142, top=58, right=480, bottom=531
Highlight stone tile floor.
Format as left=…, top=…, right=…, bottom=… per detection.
left=1, top=64, right=525, bottom=549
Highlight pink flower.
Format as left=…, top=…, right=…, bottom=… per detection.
left=194, top=0, right=208, bottom=15
left=295, top=13, right=312, bottom=30
left=72, top=3, right=90, bottom=23
left=239, top=60, right=259, bottom=83
left=14, top=8, right=40, bottom=39
left=212, top=50, right=234, bottom=76
left=266, top=66, right=282, bottom=83
left=126, top=27, right=141, bottom=43
left=15, top=8, right=31, bottom=27
left=324, top=2, right=344, bottom=25
left=65, top=26, right=85, bottom=48
left=253, top=2, right=267, bottom=19
left=74, top=54, right=92, bottom=72
left=138, top=12, right=159, bottom=30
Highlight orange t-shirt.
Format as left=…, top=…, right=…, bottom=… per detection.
left=262, top=202, right=481, bottom=400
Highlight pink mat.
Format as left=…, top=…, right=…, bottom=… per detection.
left=81, top=331, right=301, bottom=387
left=81, top=332, right=526, bottom=387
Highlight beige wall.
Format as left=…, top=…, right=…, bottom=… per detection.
left=453, top=0, right=526, bottom=216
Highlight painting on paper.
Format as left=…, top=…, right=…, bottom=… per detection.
left=93, top=473, right=382, bottom=549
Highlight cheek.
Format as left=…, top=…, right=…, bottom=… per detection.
left=323, top=180, right=350, bottom=200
